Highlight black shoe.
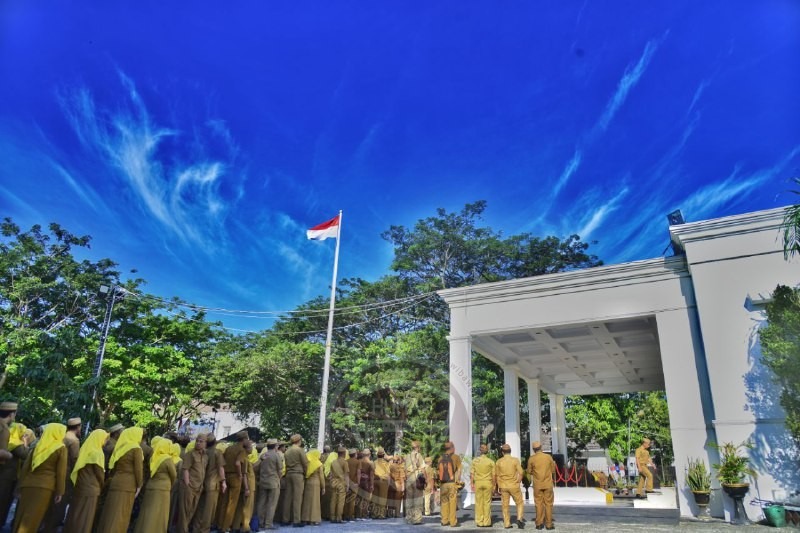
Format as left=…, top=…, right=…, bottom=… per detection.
left=536, top=526, right=544, bottom=530
left=546, top=527, right=555, bottom=531
left=518, top=518, right=526, bottom=528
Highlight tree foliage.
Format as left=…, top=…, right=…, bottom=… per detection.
left=759, top=285, right=800, bottom=443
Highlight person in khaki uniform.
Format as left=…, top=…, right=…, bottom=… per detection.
left=256, top=438, right=283, bottom=530
left=329, top=446, right=349, bottom=523
left=343, top=449, right=360, bottom=521
left=176, top=434, right=207, bottom=533
left=220, top=430, right=250, bottom=531
left=43, top=416, right=81, bottom=530
left=496, top=443, right=525, bottom=529
left=191, top=433, right=226, bottom=533
left=102, top=424, right=124, bottom=473
left=12, top=423, right=68, bottom=533
left=96, top=427, right=144, bottom=533
left=0, top=401, right=21, bottom=529
left=388, top=454, right=405, bottom=518
left=232, top=441, right=258, bottom=532
left=527, top=441, right=555, bottom=531
left=63, top=429, right=108, bottom=533
left=133, top=437, right=177, bottom=533
left=423, top=457, right=436, bottom=516
left=437, top=441, right=462, bottom=527
left=371, top=447, right=390, bottom=519
left=635, top=438, right=655, bottom=496
left=283, top=433, right=308, bottom=526
left=404, top=441, right=425, bottom=524
left=471, top=443, right=496, bottom=527
left=357, top=448, right=374, bottom=519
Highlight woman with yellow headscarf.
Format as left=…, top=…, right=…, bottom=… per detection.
left=301, top=449, right=325, bottom=525
left=133, top=437, right=176, bottom=533
left=12, top=423, right=67, bottom=533
left=96, top=427, right=143, bottom=533
left=63, top=429, right=108, bottom=533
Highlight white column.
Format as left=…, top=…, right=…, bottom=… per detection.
left=503, top=368, right=521, bottom=456
left=448, top=335, right=473, bottom=459
left=555, top=394, right=567, bottom=456
left=548, top=393, right=560, bottom=454
left=526, top=379, right=541, bottom=453
left=656, top=309, right=720, bottom=519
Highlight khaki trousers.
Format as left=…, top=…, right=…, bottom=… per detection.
left=474, top=480, right=493, bottom=526
left=284, top=472, right=304, bottom=524
left=637, top=465, right=654, bottom=493
left=220, top=473, right=242, bottom=530
left=534, top=486, right=554, bottom=528
left=176, top=483, right=201, bottom=533
left=190, top=487, right=219, bottom=533
left=256, top=486, right=280, bottom=528
left=500, top=485, right=524, bottom=527
left=439, top=482, right=458, bottom=526
left=330, top=483, right=346, bottom=521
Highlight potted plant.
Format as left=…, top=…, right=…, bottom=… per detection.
left=686, top=457, right=712, bottom=504
left=712, top=441, right=757, bottom=525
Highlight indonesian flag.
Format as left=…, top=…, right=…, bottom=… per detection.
left=306, top=214, right=340, bottom=241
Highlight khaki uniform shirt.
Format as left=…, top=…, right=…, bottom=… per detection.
left=635, top=445, right=651, bottom=470
left=259, top=449, right=283, bottom=490
left=204, top=447, right=224, bottom=490
left=471, top=455, right=495, bottom=484
left=283, top=445, right=308, bottom=476
left=223, top=442, right=247, bottom=475
left=330, top=457, right=349, bottom=490
left=495, top=455, right=523, bottom=490
left=373, top=458, right=390, bottom=481
left=183, top=449, right=208, bottom=491
left=527, top=451, right=555, bottom=489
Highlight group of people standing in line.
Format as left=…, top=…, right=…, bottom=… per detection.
left=2, top=399, right=566, bottom=532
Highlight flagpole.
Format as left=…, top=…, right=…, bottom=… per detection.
left=317, top=210, right=342, bottom=450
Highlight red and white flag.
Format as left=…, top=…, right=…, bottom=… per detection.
left=306, top=214, right=340, bottom=241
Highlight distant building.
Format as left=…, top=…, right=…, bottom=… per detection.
left=177, top=404, right=260, bottom=441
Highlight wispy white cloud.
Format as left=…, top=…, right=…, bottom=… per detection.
left=592, top=34, right=666, bottom=137
left=50, top=162, right=109, bottom=214
left=0, top=184, right=44, bottom=220
left=575, top=185, right=630, bottom=239
left=682, top=146, right=800, bottom=220
left=57, top=69, right=238, bottom=251
left=553, top=148, right=582, bottom=195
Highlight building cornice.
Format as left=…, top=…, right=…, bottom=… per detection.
left=670, top=206, right=788, bottom=249
left=437, top=255, right=688, bottom=306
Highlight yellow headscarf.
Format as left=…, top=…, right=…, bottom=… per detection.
left=8, top=423, right=27, bottom=451
left=217, top=441, right=230, bottom=452
left=32, top=423, right=66, bottom=471
left=323, top=449, right=338, bottom=477
left=170, top=442, right=182, bottom=464
left=185, top=440, right=196, bottom=454
left=71, top=429, right=108, bottom=485
left=248, top=446, right=259, bottom=464
left=109, top=427, right=143, bottom=470
left=306, top=449, right=322, bottom=478
left=150, top=436, right=174, bottom=477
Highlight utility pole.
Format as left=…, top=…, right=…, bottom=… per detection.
left=84, top=284, right=121, bottom=436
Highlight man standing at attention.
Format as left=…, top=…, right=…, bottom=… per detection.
left=177, top=433, right=207, bottom=533
left=257, top=438, right=283, bottom=530
left=437, top=441, right=462, bottom=528
left=496, top=443, right=525, bottom=529
left=283, top=434, right=308, bottom=527
left=635, top=438, right=655, bottom=497
left=404, top=440, right=425, bottom=524
left=220, top=430, right=250, bottom=532
left=357, top=448, right=373, bottom=520
left=344, top=448, right=360, bottom=522
left=329, top=446, right=349, bottom=523
left=191, top=433, right=226, bottom=533
left=470, top=443, right=496, bottom=528
left=527, top=441, right=555, bottom=531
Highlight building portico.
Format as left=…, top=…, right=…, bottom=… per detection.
left=439, top=207, right=800, bottom=521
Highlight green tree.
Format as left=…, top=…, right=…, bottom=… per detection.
left=759, top=285, right=800, bottom=443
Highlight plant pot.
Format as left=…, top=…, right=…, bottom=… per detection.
left=692, top=490, right=711, bottom=506
left=722, top=483, right=750, bottom=525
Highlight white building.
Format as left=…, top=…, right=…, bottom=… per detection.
left=439, top=206, right=800, bottom=521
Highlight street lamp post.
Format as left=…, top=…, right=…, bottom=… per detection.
left=84, top=284, right=121, bottom=436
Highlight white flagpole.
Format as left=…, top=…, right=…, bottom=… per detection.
left=317, top=210, right=342, bottom=450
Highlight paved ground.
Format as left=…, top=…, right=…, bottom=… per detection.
left=252, top=515, right=778, bottom=532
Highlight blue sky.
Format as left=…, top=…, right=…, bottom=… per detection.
left=1, top=1, right=799, bottom=333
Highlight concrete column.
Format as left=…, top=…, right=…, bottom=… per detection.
left=656, top=309, right=719, bottom=519
left=526, top=379, right=541, bottom=454
left=503, top=368, right=521, bottom=456
left=548, top=393, right=560, bottom=455
left=555, top=394, right=567, bottom=456
left=448, top=335, right=473, bottom=458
